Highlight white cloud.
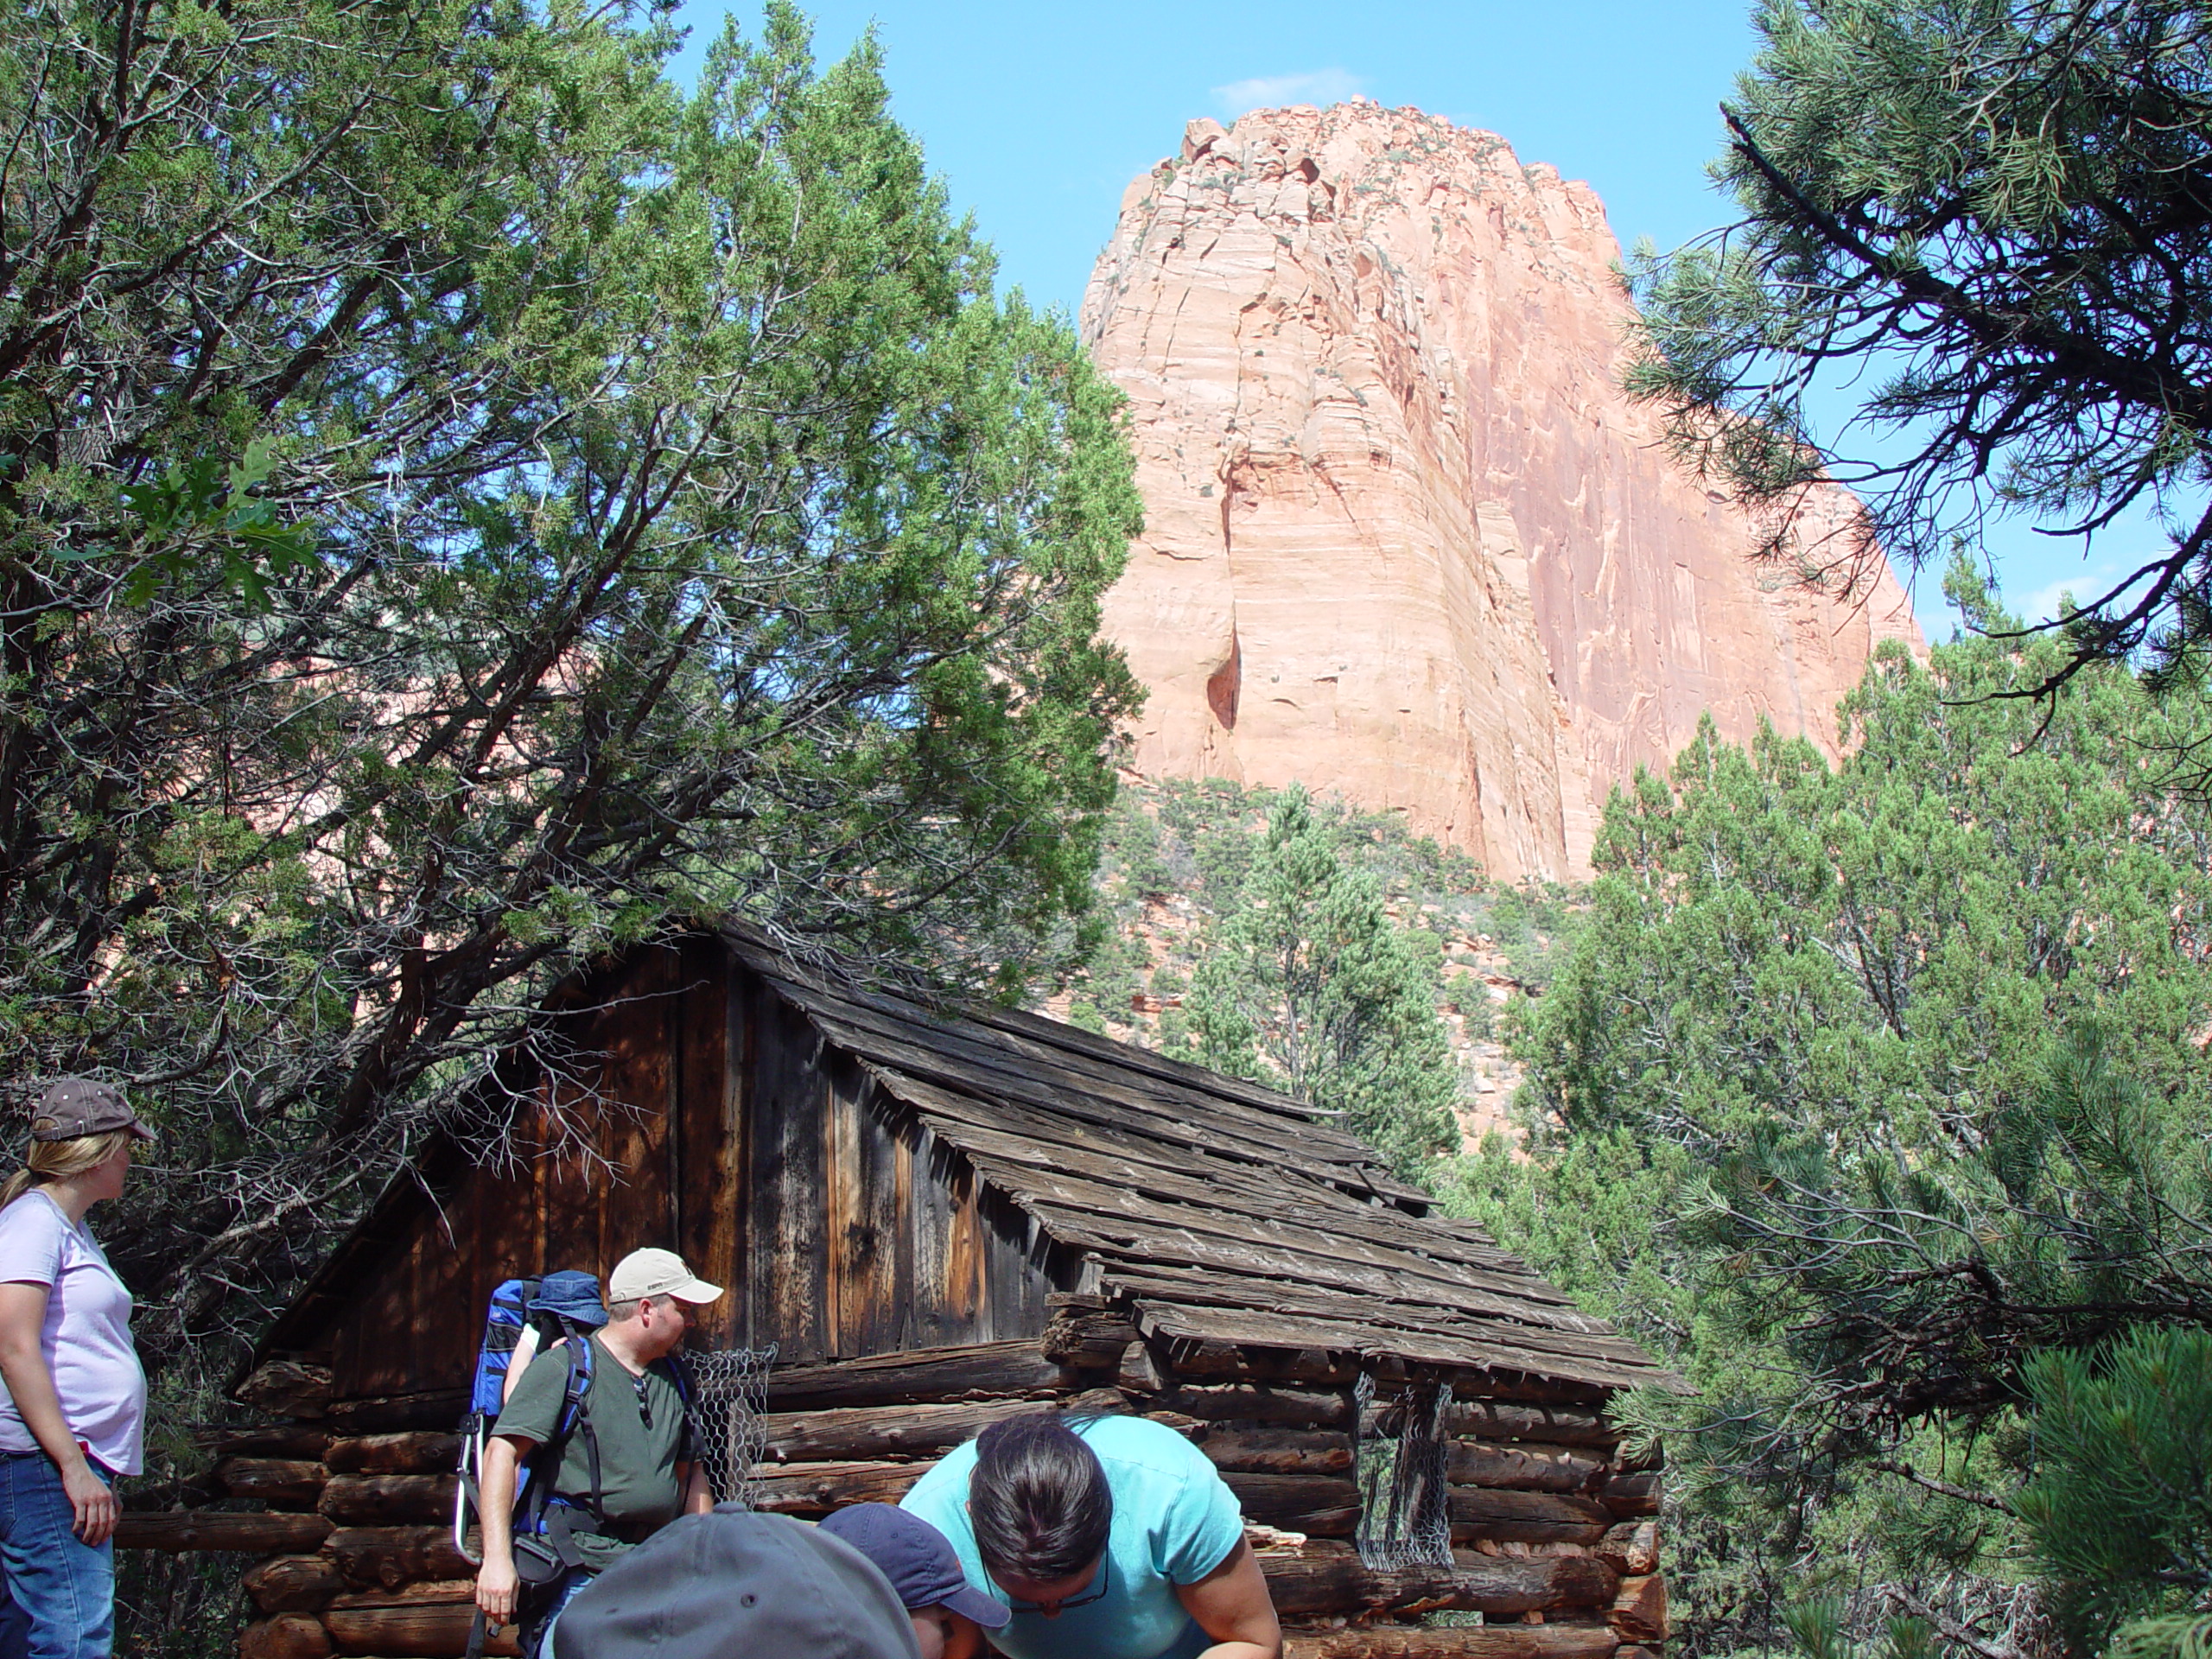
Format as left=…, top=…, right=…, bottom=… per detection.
left=1211, top=68, right=1367, bottom=120
left=2018, top=561, right=2136, bottom=625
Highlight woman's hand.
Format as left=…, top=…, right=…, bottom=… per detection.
left=60, top=1458, right=117, bottom=1545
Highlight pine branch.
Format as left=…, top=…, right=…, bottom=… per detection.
left=1870, top=1458, right=2015, bottom=1516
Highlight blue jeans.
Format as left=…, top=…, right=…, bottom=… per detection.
left=526, top=1567, right=592, bottom=1659
left=0, top=1572, right=31, bottom=1659
left=0, top=1454, right=112, bottom=1659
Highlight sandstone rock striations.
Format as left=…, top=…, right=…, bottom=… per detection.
left=1081, top=102, right=1923, bottom=881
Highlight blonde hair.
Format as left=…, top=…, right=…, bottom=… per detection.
left=0, top=1130, right=131, bottom=1211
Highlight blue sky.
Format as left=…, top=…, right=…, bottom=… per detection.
left=671, top=2, right=2163, bottom=642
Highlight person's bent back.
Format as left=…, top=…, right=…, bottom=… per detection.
left=899, top=1411, right=1281, bottom=1659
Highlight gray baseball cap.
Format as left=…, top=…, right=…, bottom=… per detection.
left=552, top=1507, right=921, bottom=1659
left=31, top=1079, right=154, bottom=1143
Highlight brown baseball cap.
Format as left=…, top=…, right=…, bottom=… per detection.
left=31, top=1078, right=155, bottom=1143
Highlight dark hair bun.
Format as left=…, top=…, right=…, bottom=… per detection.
left=968, top=1411, right=1113, bottom=1585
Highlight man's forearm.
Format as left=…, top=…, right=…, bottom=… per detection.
left=478, top=1438, right=522, bottom=1565
left=681, top=1463, right=712, bottom=1516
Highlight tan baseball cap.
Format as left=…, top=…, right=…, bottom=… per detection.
left=608, top=1248, right=721, bottom=1305
left=32, top=1079, right=155, bottom=1143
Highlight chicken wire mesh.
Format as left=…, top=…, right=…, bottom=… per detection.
left=1352, top=1370, right=1454, bottom=1570
left=684, top=1344, right=777, bottom=1507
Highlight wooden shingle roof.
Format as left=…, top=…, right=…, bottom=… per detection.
left=728, top=930, right=1684, bottom=1396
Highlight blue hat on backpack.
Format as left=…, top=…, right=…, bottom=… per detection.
left=528, top=1270, right=607, bottom=1329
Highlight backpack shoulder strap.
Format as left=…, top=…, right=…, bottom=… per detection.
left=517, top=1335, right=605, bottom=1540
left=652, top=1351, right=699, bottom=1471
left=560, top=1335, right=606, bottom=1529
left=656, top=1350, right=694, bottom=1408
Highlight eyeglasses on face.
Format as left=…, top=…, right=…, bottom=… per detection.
left=1001, top=1555, right=1110, bottom=1613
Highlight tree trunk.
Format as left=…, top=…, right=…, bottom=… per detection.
left=1599, top=1472, right=1660, bottom=1518
left=217, top=1459, right=329, bottom=1510
left=1144, top=1383, right=1355, bottom=1427
left=1200, top=1427, right=1354, bottom=1475
left=1608, top=1576, right=1669, bottom=1642
left=1261, top=1544, right=1619, bottom=1616
left=1281, top=1626, right=1619, bottom=1659
left=764, top=1342, right=1073, bottom=1412
left=238, top=1616, right=333, bottom=1659
left=325, top=1390, right=468, bottom=1436
left=236, top=1363, right=334, bottom=1419
left=1596, top=1522, right=1659, bottom=1578
left=749, top=1461, right=930, bottom=1514
left=324, top=1527, right=476, bottom=1592
left=1217, top=1473, right=1361, bottom=1537
left=1439, top=1403, right=1617, bottom=1449
left=762, top=1391, right=1125, bottom=1462
left=1447, top=1489, right=1613, bottom=1545
left=323, top=1602, right=515, bottom=1659
left=195, top=1425, right=333, bottom=1461
left=1446, top=1443, right=1606, bottom=1493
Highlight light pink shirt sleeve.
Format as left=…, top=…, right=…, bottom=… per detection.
left=0, top=1198, right=65, bottom=1287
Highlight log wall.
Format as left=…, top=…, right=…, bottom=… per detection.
left=187, top=1316, right=1666, bottom=1659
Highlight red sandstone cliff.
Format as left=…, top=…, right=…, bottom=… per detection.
left=1081, top=101, right=1923, bottom=882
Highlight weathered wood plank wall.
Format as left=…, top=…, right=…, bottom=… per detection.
left=295, top=939, right=1065, bottom=1392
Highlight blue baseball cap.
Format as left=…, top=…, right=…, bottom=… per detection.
left=527, top=1270, right=607, bottom=1328
left=818, top=1504, right=1010, bottom=1630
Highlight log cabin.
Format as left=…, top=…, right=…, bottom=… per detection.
left=142, top=926, right=1685, bottom=1659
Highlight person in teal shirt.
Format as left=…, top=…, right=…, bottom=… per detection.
left=899, top=1412, right=1281, bottom=1659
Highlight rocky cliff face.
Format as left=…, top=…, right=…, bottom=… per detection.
left=1081, top=101, right=1923, bottom=881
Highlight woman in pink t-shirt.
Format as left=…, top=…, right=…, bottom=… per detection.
left=0, top=1079, right=154, bottom=1659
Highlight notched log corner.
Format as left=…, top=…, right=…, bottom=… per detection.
left=234, top=1361, right=335, bottom=1420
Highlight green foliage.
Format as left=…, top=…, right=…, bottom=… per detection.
left=1784, top=1599, right=1936, bottom=1659
left=2113, top=1615, right=2212, bottom=1659
left=0, top=0, right=1141, bottom=1573
left=86, top=439, right=321, bottom=610
left=1484, top=882, right=1576, bottom=990
left=1179, top=787, right=1458, bottom=1179
left=2015, top=1326, right=2212, bottom=1645
left=1446, top=575, right=2212, bottom=1651
left=1071, top=776, right=1523, bottom=1183
left=1627, top=0, right=2212, bottom=682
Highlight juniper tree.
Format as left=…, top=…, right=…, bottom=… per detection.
left=0, top=0, right=1141, bottom=1360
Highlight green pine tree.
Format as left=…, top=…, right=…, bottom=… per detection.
left=2015, top=1325, right=2212, bottom=1648
left=1441, top=569, right=2212, bottom=1650
left=1624, top=0, right=2212, bottom=687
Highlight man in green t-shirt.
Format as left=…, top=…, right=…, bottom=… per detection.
left=473, top=1249, right=722, bottom=1656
